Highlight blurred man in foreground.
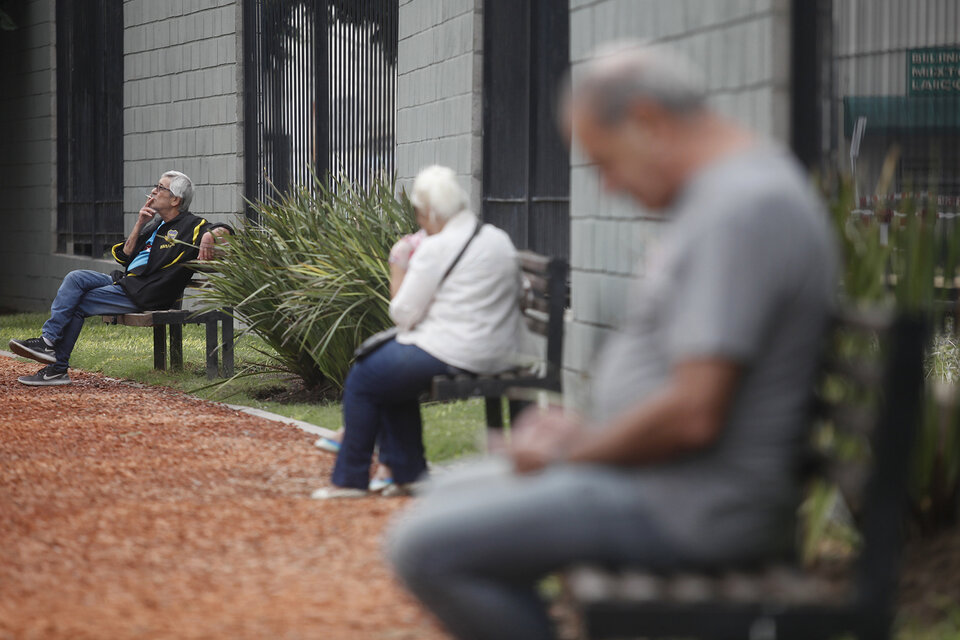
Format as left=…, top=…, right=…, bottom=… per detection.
left=386, top=42, right=837, bottom=640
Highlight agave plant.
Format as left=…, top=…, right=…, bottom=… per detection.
left=197, top=173, right=416, bottom=390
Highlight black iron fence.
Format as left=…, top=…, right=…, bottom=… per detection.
left=242, top=0, right=397, bottom=210
left=55, top=0, right=124, bottom=257
left=482, top=0, right=570, bottom=260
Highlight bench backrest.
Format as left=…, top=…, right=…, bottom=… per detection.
left=808, top=306, right=924, bottom=622
left=517, top=250, right=568, bottom=377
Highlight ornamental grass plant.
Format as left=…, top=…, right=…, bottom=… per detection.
left=196, top=174, right=416, bottom=391
left=803, top=170, right=960, bottom=558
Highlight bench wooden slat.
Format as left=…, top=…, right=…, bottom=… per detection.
left=569, top=565, right=852, bottom=608
left=525, top=295, right=551, bottom=314
left=525, top=315, right=549, bottom=336
left=517, top=250, right=552, bottom=274
left=524, top=272, right=549, bottom=295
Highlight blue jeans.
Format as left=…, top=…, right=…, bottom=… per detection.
left=332, top=339, right=464, bottom=489
left=386, top=459, right=682, bottom=640
left=41, top=270, right=141, bottom=369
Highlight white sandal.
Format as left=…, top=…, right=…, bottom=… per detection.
left=310, top=486, right=369, bottom=500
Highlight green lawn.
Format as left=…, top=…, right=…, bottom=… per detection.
left=0, top=311, right=486, bottom=463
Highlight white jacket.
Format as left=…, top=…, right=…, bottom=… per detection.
left=390, top=212, right=523, bottom=374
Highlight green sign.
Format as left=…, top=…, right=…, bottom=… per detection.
left=908, top=47, right=960, bottom=96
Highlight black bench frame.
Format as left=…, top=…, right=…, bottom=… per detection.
left=102, top=308, right=234, bottom=379
left=430, top=250, right=568, bottom=428
left=101, top=265, right=235, bottom=379
left=566, top=307, right=926, bottom=640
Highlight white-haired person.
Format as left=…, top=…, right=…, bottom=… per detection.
left=311, top=165, right=523, bottom=499
left=9, top=171, right=233, bottom=386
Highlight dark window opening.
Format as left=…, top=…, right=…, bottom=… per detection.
left=56, top=0, right=124, bottom=257
left=482, top=0, right=570, bottom=259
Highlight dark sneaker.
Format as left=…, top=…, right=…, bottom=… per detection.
left=9, top=337, right=56, bottom=364
left=18, top=365, right=71, bottom=386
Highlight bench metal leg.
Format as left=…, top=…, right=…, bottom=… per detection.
left=484, top=397, right=503, bottom=429
left=153, top=325, right=167, bottom=370
left=508, top=399, right=530, bottom=425
left=205, top=319, right=218, bottom=380
left=221, top=313, right=234, bottom=377
left=169, top=324, right=183, bottom=371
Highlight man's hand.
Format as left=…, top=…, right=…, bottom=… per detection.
left=509, top=406, right=585, bottom=474
left=123, top=197, right=158, bottom=257
left=137, top=197, right=157, bottom=227
left=198, top=228, right=230, bottom=261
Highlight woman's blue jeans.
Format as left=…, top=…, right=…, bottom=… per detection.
left=332, top=339, right=464, bottom=489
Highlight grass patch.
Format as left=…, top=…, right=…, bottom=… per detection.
left=898, top=606, right=960, bottom=640
left=1, top=311, right=485, bottom=463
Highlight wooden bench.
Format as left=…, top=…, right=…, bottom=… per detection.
left=565, top=306, right=926, bottom=640
left=430, top=250, right=568, bottom=428
left=102, top=264, right=235, bottom=379
left=102, top=308, right=234, bottom=379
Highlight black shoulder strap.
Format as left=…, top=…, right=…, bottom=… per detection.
left=440, top=220, right=484, bottom=284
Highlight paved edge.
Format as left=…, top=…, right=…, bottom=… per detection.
left=1, top=349, right=338, bottom=441
left=225, top=404, right=338, bottom=440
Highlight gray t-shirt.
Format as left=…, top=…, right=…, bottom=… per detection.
left=590, top=145, right=837, bottom=563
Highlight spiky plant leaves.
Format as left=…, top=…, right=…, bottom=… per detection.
left=196, top=174, right=415, bottom=390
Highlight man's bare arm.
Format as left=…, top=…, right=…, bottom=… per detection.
left=566, top=359, right=741, bottom=466
left=510, top=359, right=741, bottom=472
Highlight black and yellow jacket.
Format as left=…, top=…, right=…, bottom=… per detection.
left=110, top=212, right=233, bottom=310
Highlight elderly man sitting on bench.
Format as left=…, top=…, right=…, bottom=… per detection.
left=9, top=170, right=232, bottom=386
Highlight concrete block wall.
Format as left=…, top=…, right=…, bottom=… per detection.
left=123, top=0, right=243, bottom=231
left=395, top=0, right=483, bottom=213
left=0, top=0, right=245, bottom=312
left=564, top=0, right=792, bottom=400
left=0, top=0, right=89, bottom=311
left=836, top=0, right=958, bottom=96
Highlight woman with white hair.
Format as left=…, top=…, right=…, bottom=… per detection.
left=312, top=165, right=524, bottom=499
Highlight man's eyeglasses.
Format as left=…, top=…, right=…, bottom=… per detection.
left=151, top=184, right=173, bottom=194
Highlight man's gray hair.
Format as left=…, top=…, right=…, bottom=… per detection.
left=162, top=170, right=194, bottom=212
left=574, top=41, right=707, bottom=125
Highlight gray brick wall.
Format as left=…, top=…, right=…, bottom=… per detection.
left=564, top=0, right=792, bottom=400
left=0, top=0, right=88, bottom=310
left=123, top=0, right=243, bottom=231
left=396, top=0, right=483, bottom=213
left=0, top=0, right=245, bottom=312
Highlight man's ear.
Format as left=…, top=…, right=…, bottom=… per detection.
left=171, top=196, right=182, bottom=210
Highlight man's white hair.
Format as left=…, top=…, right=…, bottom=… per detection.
left=410, top=165, right=468, bottom=222
left=574, top=41, right=707, bottom=125
left=162, top=170, right=194, bottom=212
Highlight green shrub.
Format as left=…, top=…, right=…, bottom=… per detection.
left=197, top=174, right=416, bottom=390
left=827, top=174, right=960, bottom=535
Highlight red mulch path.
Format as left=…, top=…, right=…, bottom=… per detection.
left=0, top=357, right=448, bottom=639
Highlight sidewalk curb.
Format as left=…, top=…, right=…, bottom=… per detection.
left=225, top=404, right=338, bottom=440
